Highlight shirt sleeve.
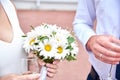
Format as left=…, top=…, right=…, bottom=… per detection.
left=73, top=0, right=96, bottom=49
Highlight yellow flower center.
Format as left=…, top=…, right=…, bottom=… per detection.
left=45, top=44, right=52, bottom=52
left=29, top=39, right=35, bottom=45
left=57, top=46, right=63, bottom=54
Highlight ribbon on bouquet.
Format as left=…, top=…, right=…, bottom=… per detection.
left=40, top=66, right=47, bottom=80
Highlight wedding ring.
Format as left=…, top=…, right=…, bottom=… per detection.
left=99, top=53, right=103, bottom=60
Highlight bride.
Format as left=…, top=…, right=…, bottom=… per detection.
left=0, top=0, right=59, bottom=80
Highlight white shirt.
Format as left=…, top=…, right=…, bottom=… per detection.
left=0, top=0, right=27, bottom=76
left=73, top=0, right=120, bottom=80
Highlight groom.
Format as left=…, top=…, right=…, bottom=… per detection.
left=73, top=0, right=120, bottom=80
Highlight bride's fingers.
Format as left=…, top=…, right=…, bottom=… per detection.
left=46, top=63, right=58, bottom=69
left=22, top=71, right=32, bottom=75
left=38, top=59, right=46, bottom=66
left=20, top=73, right=40, bottom=80
left=47, top=67, right=57, bottom=74
left=53, top=60, right=60, bottom=64
left=47, top=72, right=55, bottom=78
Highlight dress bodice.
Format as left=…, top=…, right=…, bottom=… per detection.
left=0, top=0, right=27, bottom=76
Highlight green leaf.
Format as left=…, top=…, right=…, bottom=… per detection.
left=34, top=43, right=39, bottom=45
left=36, top=52, right=54, bottom=63
left=30, top=25, right=35, bottom=30
left=44, top=24, right=48, bottom=28
left=43, top=58, right=54, bottom=64
left=67, top=36, right=75, bottom=44
left=65, top=54, right=76, bottom=61
left=66, top=45, right=73, bottom=51
left=37, top=36, right=49, bottom=42
left=52, top=31, right=56, bottom=36
left=21, top=35, right=27, bottom=37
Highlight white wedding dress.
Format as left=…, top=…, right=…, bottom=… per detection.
left=0, top=0, right=27, bottom=76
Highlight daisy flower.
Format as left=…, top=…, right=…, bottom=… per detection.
left=38, top=38, right=57, bottom=59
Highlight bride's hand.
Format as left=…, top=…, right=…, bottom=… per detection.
left=46, top=60, right=59, bottom=78
left=28, top=52, right=60, bottom=78
left=38, top=59, right=59, bottom=78
left=0, top=73, right=40, bottom=80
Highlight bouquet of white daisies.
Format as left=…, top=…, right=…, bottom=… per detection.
left=22, top=23, right=79, bottom=80
left=23, top=23, right=78, bottom=63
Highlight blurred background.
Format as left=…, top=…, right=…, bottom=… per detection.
left=11, top=0, right=91, bottom=80
left=12, top=0, right=78, bottom=10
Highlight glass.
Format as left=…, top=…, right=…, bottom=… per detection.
left=107, top=65, right=113, bottom=80
left=21, top=57, right=40, bottom=74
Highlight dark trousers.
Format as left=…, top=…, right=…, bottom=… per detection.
left=87, top=66, right=100, bottom=80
